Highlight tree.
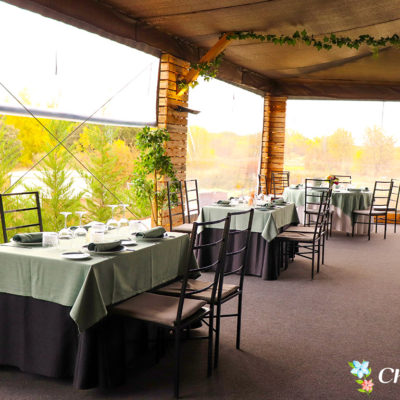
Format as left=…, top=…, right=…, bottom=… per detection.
left=29, top=120, right=83, bottom=231
left=326, top=129, right=354, bottom=173
left=0, top=118, right=22, bottom=192
left=78, top=124, right=129, bottom=222
left=130, top=126, right=178, bottom=225
left=362, top=126, right=396, bottom=178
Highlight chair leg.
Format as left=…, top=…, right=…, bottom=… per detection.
left=395, top=211, right=397, bottom=233
left=236, top=291, right=243, bottom=350
left=322, top=232, right=326, bottom=265
left=329, top=213, right=333, bottom=236
left=207, top=309, right=214, bottom=377
left=174, top=328, right=181, bottom=398
left=311, top=243, right=315, bottom=280
left=375, top=216, right=378, bottom=233
left=367, top=217, right=371, bottom=241
left=384, top=213, right=388, bottom=239
left=317, top=240, right=321, bottom=273
left=352, top=214, right=356, bottom=237
left=214, top=303, right=222, bottom=369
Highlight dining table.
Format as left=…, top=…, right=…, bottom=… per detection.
left=283, top=186, right=372, bottom=234
left=0, top=230, right=191, bottom=389
left=196, top=202, right=299, bottom=280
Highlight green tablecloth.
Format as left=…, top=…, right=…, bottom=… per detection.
left=198, top=204, right=299, bottom=242
left=0, top=233, right=190, bottom=332
left=283, top=188, right=372, bottom=216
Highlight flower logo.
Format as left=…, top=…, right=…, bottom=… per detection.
left=349, top=360, right=373, bottom=395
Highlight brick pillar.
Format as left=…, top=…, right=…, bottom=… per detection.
left=259, top=94, right=287, bottom=194
left=157, top=53, right=190, bottom=228
left=158, top=53, right=190, bottom=182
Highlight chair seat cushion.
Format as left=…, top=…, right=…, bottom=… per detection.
left=285, top=225, right=315, bottom=233
left=172, top=223, right=193, bottom=233
left=112, top=292, right=206, bottom=327
left=277, top=231, right=315, bottom=242
left=373, top=206, right=396, bottom=212
left=353, top=209, right=386, bottom=216
left=157, top=279, right=239, bottom=302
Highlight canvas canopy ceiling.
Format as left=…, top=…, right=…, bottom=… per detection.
left=5, top=0, right=400, bottom=100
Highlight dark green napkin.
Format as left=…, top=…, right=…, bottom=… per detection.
left=12, top=232, right=43, bottom=243
left=87, top=240, right=122, bottom=252
left=136, top=226, right=166, bottom=238
left=217, top=200, right=230, bottom=205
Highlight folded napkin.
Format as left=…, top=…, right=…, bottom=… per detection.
left=136, top=226, right=166, bottom=239
left=69, top=225, right=90, bottom=231
left=87, top=240, right=122, bottom=252
left=273, top=199, right=285, bottom=204
left=12, top=232, right=43, bottom=243
left=216, top=200, right=231, bottom=205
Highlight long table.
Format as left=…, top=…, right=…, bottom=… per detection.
left=197, top=203, right=299, bottom=280
left=0, top=232, right=191, bottom=388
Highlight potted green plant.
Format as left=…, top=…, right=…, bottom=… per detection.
left=130, top=126, right=179, bottom=226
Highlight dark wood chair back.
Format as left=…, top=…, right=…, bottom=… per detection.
left=221, top=209, right=254, bottom=297
left=184, top=179, right=200, bottom=223
left=166, top=180, right=186, bottom=231
left=0, top=191, right=43, bottom=243
left=271, top=171, right=290, bottom=197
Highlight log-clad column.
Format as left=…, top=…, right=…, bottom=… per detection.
left=260, top=94, right=287, bottom=194
left=157, top=53, right=190, bottom=228
left=158, top=53, right=190, bottom=182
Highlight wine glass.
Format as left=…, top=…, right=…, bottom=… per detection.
left=119, top=204, right=129, bottom=228
left=59, top=212, right=73, bottom=240
left=106, top=205, right=120, bottom=231
left=74, top=211, right=87, bottom=238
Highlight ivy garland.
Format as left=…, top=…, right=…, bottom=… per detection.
left=177, top=29, right=400, bottom=91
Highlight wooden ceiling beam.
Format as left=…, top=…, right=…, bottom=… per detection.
left=176, top=33, right=232, bottom=96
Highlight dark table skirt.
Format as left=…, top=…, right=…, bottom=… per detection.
left=197, top=228, right=281, bottom=280
left=0, top=293, right=161, bottom=389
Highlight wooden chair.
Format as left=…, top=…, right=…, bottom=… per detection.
left=112, top=215, right=231, bottom=398
left=271, top=171, right=290, bottom=199
left=374, top=178, right=400, bottom=233
left=156, top=209, right=254, bottom=369
left=277, top=190, right=330, bottom=280
left=0, top=191, right=43, bottom=243
left=167, top=180, right=193, bottom=234
left=184, top=179, right=200, bottom=223
left=352, top=180, right=393, bottom=240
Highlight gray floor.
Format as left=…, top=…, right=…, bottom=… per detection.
left=1, top=228, right=400, bottom=399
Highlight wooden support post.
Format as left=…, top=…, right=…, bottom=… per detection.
left=157, top=53, right=190, bottom=228
left=259, top=94, right=287, bottom=194
left=177, top=33, right=232, bottom=96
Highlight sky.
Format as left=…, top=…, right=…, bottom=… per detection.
left=1, top=1, right=400, bottom=141
left=0, top=1, right=159, bottom=125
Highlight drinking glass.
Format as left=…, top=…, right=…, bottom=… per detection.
left=129, top=220, right=147, bottom=235
left=74, top=211, right=87, bottom=238
left=43, top=232, right=59, bottom=248
left=119, top=204, right=129, bottom=228
left=106, top=205, right=120, bottom=231
left=59, top=212, right=73, bottom=240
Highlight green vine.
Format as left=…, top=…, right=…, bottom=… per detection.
left=178, top=29, right=400, bottom=91
left=226, top=30, right=400, bottom=52
left=177, top=53, right=224, bottom=91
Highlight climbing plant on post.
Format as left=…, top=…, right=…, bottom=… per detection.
left=131, top=126, right=179, bottom=226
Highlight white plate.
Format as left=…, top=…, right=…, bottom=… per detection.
left=121, top=240, right=137, bottom=246
left=11, top=240, right=42, bottom=247
left=61, top=252, right=91, bottom=260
